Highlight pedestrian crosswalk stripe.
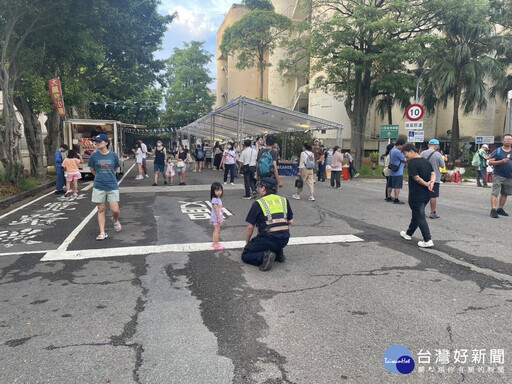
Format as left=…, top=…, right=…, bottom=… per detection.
left=39, top=234, right=363, bottom=261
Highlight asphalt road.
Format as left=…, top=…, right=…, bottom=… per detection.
left=0, top=159, right=511, bottom=384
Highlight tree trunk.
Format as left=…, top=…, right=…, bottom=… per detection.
left=0, top=68, right=24, bottom=185
left=259, top=58, right=264, bottom=100
left=44, top=110, right=62, bottom=166
left=387, top=95, right=393, bottom=125
left=449, top=82, right=462, bottom=162
left=14, top=95, right=46, bottom=177
left=346, top=67, right=371, bottom=170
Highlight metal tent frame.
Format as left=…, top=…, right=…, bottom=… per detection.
left=178, top=96, right=344, bottom=147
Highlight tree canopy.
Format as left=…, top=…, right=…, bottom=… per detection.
left=291, top=0, right=446, bottom=168
left=221, top=9, right=291, bottom=100
left=242, top=0, right=274, bottom=11
left=0, top=0, right=173, bottom=181
left=163, top=41, right=215, bottom=130
left=420, top=0, right=509, bottom=160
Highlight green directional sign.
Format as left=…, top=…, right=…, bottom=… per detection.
left=380, top=125, right=399, bottom=139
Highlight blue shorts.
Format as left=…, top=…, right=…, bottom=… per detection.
left=154, top=163, right=165, bottom=173
left=387, top=175, right=403, bottom=189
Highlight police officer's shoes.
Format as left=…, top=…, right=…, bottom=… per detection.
left=259, top=251, right=276, bottom=271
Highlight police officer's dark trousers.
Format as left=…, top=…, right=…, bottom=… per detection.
left=241, top=234, right=289, bottom=266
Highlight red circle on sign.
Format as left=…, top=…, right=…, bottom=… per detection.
left=406, top=104, right=424, bottom=121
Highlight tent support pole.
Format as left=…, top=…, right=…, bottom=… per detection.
left=237, top=98, right=244, bottom=142
left=212, top=114, right=216, bottom=143
left=336, top=125, right=343, bottom=148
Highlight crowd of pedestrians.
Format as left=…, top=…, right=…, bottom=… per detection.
left=53, top=132, right=512, bottom=253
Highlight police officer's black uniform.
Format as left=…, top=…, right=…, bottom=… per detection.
left=241, top=178, right=293, bottom=267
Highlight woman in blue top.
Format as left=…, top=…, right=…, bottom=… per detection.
left=54, top=144, right=69, bottom=194
left=88, top=134, right=121, bottom=240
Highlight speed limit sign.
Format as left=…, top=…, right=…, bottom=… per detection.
left=406, top=104, right=424, bottom=121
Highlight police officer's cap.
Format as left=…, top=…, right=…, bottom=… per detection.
left=258, top=177, right=277, bottom=189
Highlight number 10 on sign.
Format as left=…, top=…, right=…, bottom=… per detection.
left=406, top=104, right=424, bottom=121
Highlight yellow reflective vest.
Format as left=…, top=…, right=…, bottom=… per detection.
left=256, top=194, right=289, bottom=234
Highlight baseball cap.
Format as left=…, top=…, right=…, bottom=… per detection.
left=482, top=144, right=489, bottom=149
left=95, top=133, right=109, bottom=142
left=257, top=177, right=277, bottom=189
left=428, top=139, right=440, bottom=145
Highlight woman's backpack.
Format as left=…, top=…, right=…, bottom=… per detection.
left=303, top=151, right=315, bottom=169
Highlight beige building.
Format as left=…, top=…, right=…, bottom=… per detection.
left=217, top=1, right=510, bottom=151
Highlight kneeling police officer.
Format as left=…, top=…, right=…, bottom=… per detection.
left=242, top=177, right=294, bottom=271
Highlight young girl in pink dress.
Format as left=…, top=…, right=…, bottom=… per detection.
left=210, top=182, right=225, bottom=250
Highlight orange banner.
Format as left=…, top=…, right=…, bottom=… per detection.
left=49, top=78, right=66, bottom=117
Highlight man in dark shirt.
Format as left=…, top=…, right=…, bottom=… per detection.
left=242, top=178, right=293, bottom=271
left=399, top=144, right=436, bottom=248
left=489, top=134, right=512, bottom=218
left=90, top=126, right=103, bottom=139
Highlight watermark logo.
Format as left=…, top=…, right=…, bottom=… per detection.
left=383, top=345, right=415, bottom=374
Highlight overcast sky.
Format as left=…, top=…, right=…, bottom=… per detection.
left=156, top=0, right=236, bottom=89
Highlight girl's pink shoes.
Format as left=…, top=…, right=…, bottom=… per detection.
left=212, top=243, right=225, bottom=250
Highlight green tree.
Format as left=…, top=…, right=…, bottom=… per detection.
left=0, top=0, right=65, bottom=184
left=12, top=0, right=172, bottom=170
left=283, top=0, right=444, bottom=169
left=372, top=71, right=416, bottom=125
left=163, top=41, right=215, bottom=129
left=221, top=10, right=291, bottom=100
left=242, top=0, right=274, bottom=11
left=420, top=0, right=507, bottom=160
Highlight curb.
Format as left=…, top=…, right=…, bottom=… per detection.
left=0, top=181, right=55, bottom=210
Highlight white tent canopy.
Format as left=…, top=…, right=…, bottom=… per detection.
left=178, top=96, right=343, bottom=145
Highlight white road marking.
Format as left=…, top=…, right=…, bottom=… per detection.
left=0, top=190, right=56, bottom=220
left=81, top=182, right=94, bottom=191
left=118, top=163, right=135, bottom=184
left=0, top=249, right=53, bottom=257
left=56, top=207, right=98, bottom=251
left=119, top=184, right=244, bottom=194
left=40, top=234, right=364, bottom=261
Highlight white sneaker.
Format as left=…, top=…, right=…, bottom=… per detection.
left=230, top=182, right=235, bottom=186
left=135, top=175, right=143, bottom=180
left=308, top=196, right=315, bottom=201
left=292, top=194, right=300, bottom=200
left=400, top=231, right=412, bottom=241
left=418, top=240, right=434, bottom=248
left=223, top=182, right=227, bottom=185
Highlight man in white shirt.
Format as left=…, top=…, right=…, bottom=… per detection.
left=138, top=139, right=148, bottom=177
left=239, top=139, right=258, bottom=199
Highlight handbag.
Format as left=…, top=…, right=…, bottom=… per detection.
left=388, top=160, right=401, bottom=172
left=176, top=160, right=185, bottom=168
left=295, top=178, right=303, bottom=188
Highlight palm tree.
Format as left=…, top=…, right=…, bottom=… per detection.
left=421, top=9, right=504, bottom=161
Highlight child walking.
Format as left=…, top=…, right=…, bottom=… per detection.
left=165, top=158, right=175, bottom=185
left=62, top=150, right=83, bottom=197
left=210, top=182, right=225, bottom=250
